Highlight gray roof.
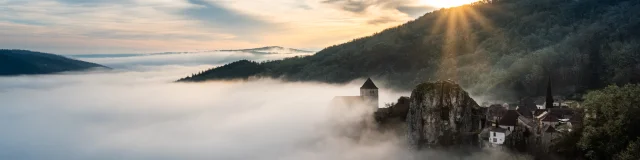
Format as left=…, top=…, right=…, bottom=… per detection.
left=499, top=110, right=520, bottom=126
left=360, top=78, right=378, bottom=89
left=491, top=127, right=507, bottom=133
left=545, top=125, right=557, bottom=133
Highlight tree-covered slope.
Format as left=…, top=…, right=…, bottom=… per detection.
left=578, top=84, right=640, bottom=160
left=180, top=0, right=640, bottom=98
left=0, top=49, right=109, bottom=76
left=177, top=60, right=265, bottom=82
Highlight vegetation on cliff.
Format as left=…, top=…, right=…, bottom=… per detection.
left=578, top=84, right=640, bottom=160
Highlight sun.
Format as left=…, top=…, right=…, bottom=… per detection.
left=420, top=0, right=480, bottom=8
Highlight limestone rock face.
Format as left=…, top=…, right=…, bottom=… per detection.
left=406, top=81, right=482, bottom=148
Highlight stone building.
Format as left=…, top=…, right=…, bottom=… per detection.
left=331, top=78, right=380, bottom=110
left=329, top=78, right=382, bottom=137
left=360, top=78, right=379, bottom=109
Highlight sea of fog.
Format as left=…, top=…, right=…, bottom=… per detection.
left=0, top=53, right=530, bottom=160
left=69, top=50, right=313, bottom=68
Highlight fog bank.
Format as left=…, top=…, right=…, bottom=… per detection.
left=72, top=51, right=310, bottom=69
left=0, top=64, right=529, bottom=160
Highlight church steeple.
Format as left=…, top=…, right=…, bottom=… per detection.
left=360, top=78, right=379, bottom=109
left=545, top=76, right=554, bottom=109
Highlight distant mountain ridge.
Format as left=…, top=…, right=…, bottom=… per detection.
left=0, top=49, right=109, bottom=76
left=218, top=46, right=315, bottom=55
left=70, top=46, right=314, bottom=59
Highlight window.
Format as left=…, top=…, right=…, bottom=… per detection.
left=493, top=138, right=497, bottom=142
left=493, top=132, right=496, bottom=136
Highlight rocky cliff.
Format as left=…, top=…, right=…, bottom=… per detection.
left=406, top=81, right=482, bottom=148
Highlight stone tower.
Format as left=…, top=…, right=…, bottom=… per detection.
left=360, top=78, right=379, bottom=109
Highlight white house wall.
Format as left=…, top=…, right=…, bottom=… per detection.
left=489, top=131, right=506, bottom=145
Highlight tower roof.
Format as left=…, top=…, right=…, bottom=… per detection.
left=360, top=78, right=378, bottom=89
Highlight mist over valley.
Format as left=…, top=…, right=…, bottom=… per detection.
left=0, top=57, right=526, bottom=159
left=2, top=0, right=640, bottom=159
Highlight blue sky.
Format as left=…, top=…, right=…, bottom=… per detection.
left=0, top=0, right=462, bottom=54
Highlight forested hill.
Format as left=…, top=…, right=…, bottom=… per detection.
left=0, top=50, right=109, bottom=76
left=179, top=0, right=640, bottom=98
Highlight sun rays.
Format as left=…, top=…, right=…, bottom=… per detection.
left=420, top=0, right=481, bottom=8
left=427, top=4, right=497, bottom=82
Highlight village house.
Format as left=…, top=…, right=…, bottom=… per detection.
left=490, top=127, right=507, bottom=145
left=485, top=104, right=507, bottom=126
left=481, top=77, right=584, bottom=148
left=498, top=110, right=519, bottom=132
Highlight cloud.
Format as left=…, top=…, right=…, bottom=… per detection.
left=396, top=5, right=438, bottom=17
left=70, top=51, right=312, bottom=69
left=318, top=0, right=436, bottom=27
left=183, top=0, right=279, bottom=38
left=322, top=0, right=371, bottom=13
left=0, top=0, right=262, bottom=53
left=320, top=0, right=436, bottom=17
left=0, top=65, right=531, bottom=160
left=0, top=64, right=403, bottom=159
left=0, top=50, right=534, bottom=159
left=0, top=0, right=431, bottom=54
left=367, top=16, right=401, bottom=25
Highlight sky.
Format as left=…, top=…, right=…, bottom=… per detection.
left=0, top=54, right=529, bottom=160
left=0, top=0, right=477, bottom=54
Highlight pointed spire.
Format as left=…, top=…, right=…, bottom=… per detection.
left=360, top=78, right=378, bottom=89
left=546, top=76, right=554, bottom=109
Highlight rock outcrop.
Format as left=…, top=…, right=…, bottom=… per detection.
left=374, top=97, right=411, bottom=136
left=375, top=96, right=410, bottom=123
left=406, top=81, right=482, bottom=148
